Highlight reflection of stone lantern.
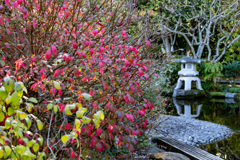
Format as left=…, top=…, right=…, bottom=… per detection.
left=173, top=53, right=205, bottom=98
left=173, top=98, right=202, bottom=118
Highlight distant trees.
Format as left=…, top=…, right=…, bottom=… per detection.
left=140, top=0, right=240, bottom=62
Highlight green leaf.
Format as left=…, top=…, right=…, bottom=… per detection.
left=64, top=104, right=76, bottom=116
left=3, top=77, right=14, bottom=93
left=15, top=110, right=27, bottom=120
left=0, top=112, right=5, bottom=122
left=26, top=103, right=33, bottom=113
left=36, top=120, right=43, bottom=131
left=27, top=140, right=35, bottom=147
left=53, top=105, right=58, bottom=113
left=0, top=88, right=8, bottom=101
left=53, top=81, right=60, bottom=90
left=16, top=145, right=25, bottom=155
left=82, top=116, right=91, bottom=124
left=28, top=97, right=38, bottom=103
left=0, top=148, right=3, bottom=159
left=4, top=146, right=11, bottom=157
left=61, top=135, right=70, bottom=144
left=7, top=107, right=14, bottom=116
left=5, top=95, right=11, bottom=105
left=25, top=118, right=32, bottom=130
left=14, top=82, right=24, bottom=92
left=5, top=119, right=12, bottom=129
left=81, top=93, right=92, bottom=101
left=37, top=137, right=43, bottom=146
left=32, top=143, right=39, bottom=152
left=47, top=104, right=53, bottom=110
left=11, top=92, right=20, bottom=106
left=22, top=147, right=36, bottom=159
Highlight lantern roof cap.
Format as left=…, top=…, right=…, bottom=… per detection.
left=174, top=52, right=205, bottom=63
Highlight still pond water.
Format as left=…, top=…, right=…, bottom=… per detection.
left=167, top=98, right=240, bottom=160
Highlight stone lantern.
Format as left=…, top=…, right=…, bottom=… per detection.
left=173, top=53, right=205, bottom=98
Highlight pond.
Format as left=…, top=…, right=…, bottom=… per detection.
left=166, top=98, right=240, bottom=160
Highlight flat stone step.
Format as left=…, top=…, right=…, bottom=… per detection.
left=152, top=137, right=223, bottom=160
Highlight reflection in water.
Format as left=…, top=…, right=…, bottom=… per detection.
left=169, top=98, right=240, bottom=160
left=173, top=98, right=202, bottom=118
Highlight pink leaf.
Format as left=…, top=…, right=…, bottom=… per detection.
left=138, top=68, right=143, bottom=77
left=99, top=62, right=103, bottom=68
left=32, top=20, right=36, bottom=29
left=124, top=59, right=129, bottom=67
left=96, top=142, right=103, bottom=153
left=51, top=45, right=57, bottom=56
left=124, top=95, right=129, bottom=104
left=45, top=50, right=51, bottom=59
left=103, top=81, right=107, bottom=90
left=70, top=151, right=74, bottom=157
left=54, top=69, right=59, bottom=78
left=122, top=30, right=127, bottom=36
left=72, top=41, right=77, bottom=49
left=93, top=103, right=97, bottom=109
left=93, top=29, right=98, bottom=36
left=108, top=123, right=114, bottom=133
left=96, top=128, right=102, bottom=136
left=99, top=47, right=105, bottom=53
left=90, top=48, right=94, bottom=55
left=146, top=40, right=151, bottom=47
left=106, top=103, right=110, bottom=109
left=58, top=89, right=62, bottom=96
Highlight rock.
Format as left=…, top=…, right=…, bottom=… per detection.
left=146, top=146, right=165, bottom=155
left=150, top=152, right=190, bottom=160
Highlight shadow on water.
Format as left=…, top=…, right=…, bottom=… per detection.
left=166, top=98, right=240, bottom=160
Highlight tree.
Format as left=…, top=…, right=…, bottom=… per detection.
left=142, top=0, right=240, bottom=62
left=0, top=0, right=158, bottom=159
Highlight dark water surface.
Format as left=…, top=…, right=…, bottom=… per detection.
left=167, top=98, right=240, bottom=160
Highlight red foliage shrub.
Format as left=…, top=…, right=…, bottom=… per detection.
left=0, top=0, right=157, bottom=158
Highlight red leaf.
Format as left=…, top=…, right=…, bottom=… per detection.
left=72, top=41, right=77, bottom=49
left=124, top=95, right=129, bottom=104
left=93, top=103, right=97, bottom=109
left=122, top=30, right=127, bottom=36
left=59, top=104, right=65, bottom=112
left=106, top=103, right=110, bottom=109
left=103, top=81, right=107, bottom=90
left=90, top=48, right=94, bottom=55
left=65, top=123, right=71, bottom=130
left=124, top=59, right=129, bottom=67
left=96, top=128, right=102, bottom=136
left=54, top=69, right=59, bottom=78
left=51, top=45, right=57, bottom=56
left=96, top=142, right=103, bottom=153
left=99, top=47, right=105, bottom=53
left=45, top=50, right=51, bottom=59
left=70, top=150, right=74, bottom=157
left=58, top=89, right=62, bottom=96
left=93, top=29, right=98, bottom=36
left=108, top=123, right=114, bottom=133
left=138, top=68, right=143, bottom=77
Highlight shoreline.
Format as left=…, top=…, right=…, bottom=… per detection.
left=148, top=115, right=234, bottom=146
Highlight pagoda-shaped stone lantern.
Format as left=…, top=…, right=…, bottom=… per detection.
left=173, top=53, right=205, bottom=98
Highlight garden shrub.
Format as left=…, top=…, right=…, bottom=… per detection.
left=0, top=77, right=45, bottom=159
left=0, top=0, right=161, bottom=159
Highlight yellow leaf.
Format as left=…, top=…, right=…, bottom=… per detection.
left=61, top=135, right=69, bottom=144
left=75, top=119, right=81, bottom=129
left=37, top=120, right=43, bottom=131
